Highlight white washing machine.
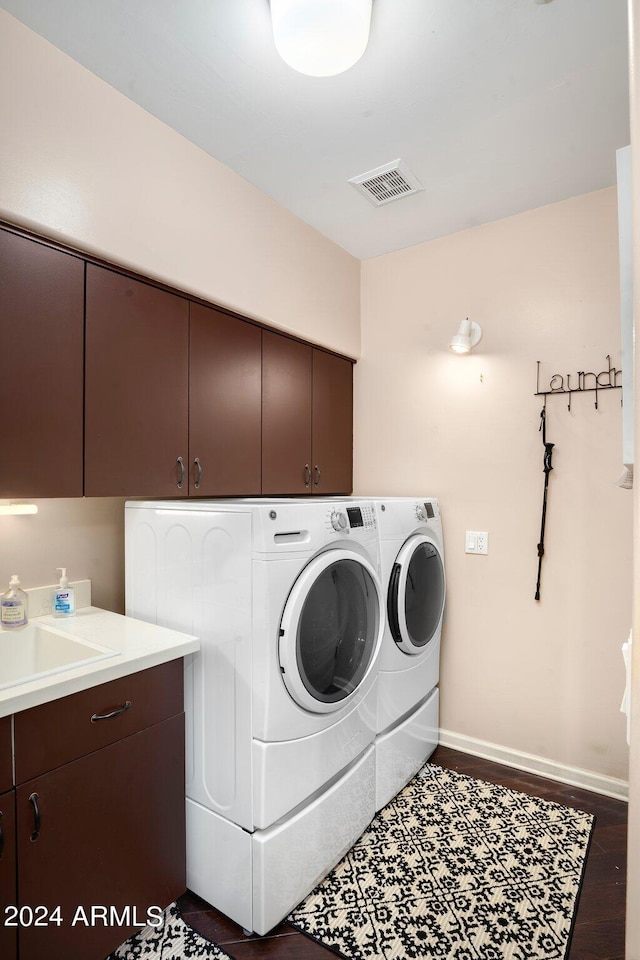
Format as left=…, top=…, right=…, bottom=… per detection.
left=366, top=497, right=446, bottom=811
left=125, top=498, right=383, bottom=935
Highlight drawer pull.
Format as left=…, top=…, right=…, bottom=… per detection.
left=29, top=792, right=40, bottom=842
left=91, top=700, right=132, bottom=723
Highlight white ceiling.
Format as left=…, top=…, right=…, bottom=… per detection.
left=0, top=0, right=630, bottom=259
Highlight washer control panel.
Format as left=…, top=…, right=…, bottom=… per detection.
left=330, top=509, right=348, bottom=532
left=351, top=503, right=377, bottom=530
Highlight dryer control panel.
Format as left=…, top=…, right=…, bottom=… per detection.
left=327, top=503, right=377, bottom=534
left=415, top=501, right=437, bottom=521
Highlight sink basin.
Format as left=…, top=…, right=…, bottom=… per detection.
left=0, top=622, right=117, bottom=690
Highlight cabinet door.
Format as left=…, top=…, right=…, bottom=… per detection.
left=0, top=229, right=84, bottom=498
left=262, top=331, right=312, bottom=495
left=14, top=659, right=183, bottom=784
left=0, top=789, right=17, bottom=960
left=311, top=349, right=353, bottom=495
left=0, top=719, right=14, bottom=960
left=0, top=716, right=11, bottom=794
left=189, top=304, right=262, bottom=495
left=16, top=714, right=185, bottom=960
left=85, top=265, right=189, bottom=497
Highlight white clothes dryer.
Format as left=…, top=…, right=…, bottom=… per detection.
left=125, top=498, right=383, bottom=935
left=364, top=497, right=446, bottom=810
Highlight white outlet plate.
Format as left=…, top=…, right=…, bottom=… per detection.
left=465, top=531, right=488, bottom=555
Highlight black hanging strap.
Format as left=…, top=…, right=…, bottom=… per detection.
left=535, top=404, right=555, bottom=601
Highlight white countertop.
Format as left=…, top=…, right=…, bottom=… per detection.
left=0, top=607, right=199, bottom=718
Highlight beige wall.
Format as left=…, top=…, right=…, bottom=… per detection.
left=0, top=10, right=360, bottom=613
left=355, top=187, right=632, bottom=784
left=626, top=1, right=639, bottom=956
left=0, top=11, right=360, bottom=359
left=0, top=11, right=633, bottom=792
left=0, top=499, right=127, bottom=613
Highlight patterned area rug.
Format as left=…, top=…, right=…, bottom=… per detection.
left=106, top=902, right=232, bottom=960
left=288, top=763, right=594, bottom=960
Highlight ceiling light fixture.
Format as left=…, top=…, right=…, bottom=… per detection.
left=270, top=0, right=373, bottom=77
left=449, top=319, right=483, bottom=355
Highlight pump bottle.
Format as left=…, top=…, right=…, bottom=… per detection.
left=52, top=568, right=76, bottom=618
left=1, top=574, right=28, bottom=628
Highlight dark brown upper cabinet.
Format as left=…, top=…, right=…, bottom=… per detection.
left=188, top=303, right=262, bottom=496
left=84, top=265, right=190, bottom=497
left=0, top=229, right=84, bottom=498
left=262, top=331, right=313, bottom=495
left=262, top=330, right=353, bottom=496
left=2, top=223, right=354, bottom=500
left=312, top=347, right=353, bottom=495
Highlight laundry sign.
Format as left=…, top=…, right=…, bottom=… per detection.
left=535, top=355, right=622, bottom=410
left=533, top=354, right=622, bottom=600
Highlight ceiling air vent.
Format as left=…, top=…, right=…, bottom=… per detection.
left=349, top=159, right=424, bottom=207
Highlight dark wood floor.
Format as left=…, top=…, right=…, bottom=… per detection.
left=177, top=745, right=627, bottom=960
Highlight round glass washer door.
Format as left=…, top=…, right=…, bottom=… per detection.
left=279, top=549, right=384, bottom=714
left=387, top=534, right=445, bottom=655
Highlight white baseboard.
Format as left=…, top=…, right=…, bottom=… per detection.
left=438, top=728, right=629, bottom=802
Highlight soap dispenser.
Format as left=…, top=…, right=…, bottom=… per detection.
left=52, top=568, right=75, bottom=618
left=1, top=574, right=29, bottom=628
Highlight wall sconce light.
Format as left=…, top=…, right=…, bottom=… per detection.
left=270, top=0, right=373, bottom=77
left=0, top=502, right=38, bottom=516
left=449, top=318, right=483, bottom=355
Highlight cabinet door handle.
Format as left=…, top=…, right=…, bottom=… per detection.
left=303, top=464, right=311, bottom=487
left=194, top=457, right=202, bottom=490
left=91, top=700, right=132, bottom=723
left=29, top=792, right=40, bottom=842
left=177, top=456, right=185, bottom=489
left=313, top=465, right=321, bottom=487
left=0, top=811, right=3, bottom=858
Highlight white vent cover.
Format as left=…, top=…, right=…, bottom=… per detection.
left=349, top=159, right=424, bottom=206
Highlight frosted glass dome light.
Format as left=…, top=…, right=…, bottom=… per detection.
left=270, top=0, right=373, bottom=77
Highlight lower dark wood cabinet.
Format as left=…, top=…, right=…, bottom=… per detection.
left=0, top=717, right=11, bottom=794
left=2, top=661, right=185, bottom=960
left=0, top=789, right=17, bottom=960
left=16, top=713, right=185, bottom=960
